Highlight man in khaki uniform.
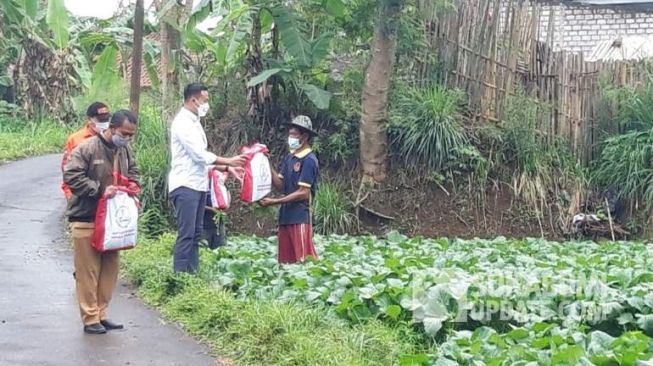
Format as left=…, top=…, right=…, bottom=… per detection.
left=63, top=110, right=140, bottom=334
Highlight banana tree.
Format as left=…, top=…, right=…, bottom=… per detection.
left=155, top=0, right=196, bottom=120
left=246, top=28, right=334, bottom=112
left=183, top=0, right=340, bottom=122
left=0, top=0, right=86, bottom=121
left=75, top=16, right=162, bottom=111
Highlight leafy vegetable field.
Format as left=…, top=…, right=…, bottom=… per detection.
left=128, top=233, right=653, bottom=365
left=205, top=234, right=653, bottom=364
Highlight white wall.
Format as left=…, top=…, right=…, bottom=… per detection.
left=538, top=4, right=653, bottom=54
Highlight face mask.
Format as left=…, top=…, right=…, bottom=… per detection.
left=288, top=137, right=301, bottom=150
left=197, top=103, right=210, bottom=117
left=94, top=121, right=110, bottom=133
left=112, top=133, right=129, bottom=147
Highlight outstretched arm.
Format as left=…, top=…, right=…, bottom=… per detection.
left=260, top=186, right=310, bottom=206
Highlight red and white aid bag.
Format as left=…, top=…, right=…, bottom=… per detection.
left=240, top=143, right=272, bottom=203
left=209, top=169, right=231, bottom=210
left=92, top=189, right=139, bottom=252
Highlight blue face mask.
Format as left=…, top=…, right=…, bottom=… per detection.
left=288, top=137, right=301, bottom=150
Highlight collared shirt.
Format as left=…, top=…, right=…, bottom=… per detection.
left=278, top=148, right=319, bottom=225
left=61, top=122, right=96, bottom=199
left=168, top=107, right=217, bottom=193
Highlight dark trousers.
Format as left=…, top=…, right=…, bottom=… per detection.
left=170, top=187, right=207, bottom=273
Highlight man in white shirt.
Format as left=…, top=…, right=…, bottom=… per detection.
left=169, top=83, right=245, bottom=273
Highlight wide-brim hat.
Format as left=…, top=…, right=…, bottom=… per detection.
left=286, top=115, right=318, bottom=137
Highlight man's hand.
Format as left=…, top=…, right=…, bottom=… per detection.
left=226, top=155, right=247, bottom=167
left=259, top=197, right=278, bottom=207
left=227, top=166, right=245, bottom=183
left=105, top=185, right=118, bottom=198
left=127, top=181, right=141, bottom=195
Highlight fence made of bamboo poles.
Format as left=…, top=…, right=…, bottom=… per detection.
left=419, top=0, right=651, bottom=164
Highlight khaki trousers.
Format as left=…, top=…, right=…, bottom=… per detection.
left=71, top=222, right=120, bottom=325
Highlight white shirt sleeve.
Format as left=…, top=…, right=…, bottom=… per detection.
left=171, top=119, right=218, bottom=165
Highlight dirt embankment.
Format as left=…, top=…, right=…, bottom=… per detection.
left=225, top=179, right=560, bottom=240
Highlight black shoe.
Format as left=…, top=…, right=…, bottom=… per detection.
left=84, top=323, right=107, bottom=334
left=100, top=319, right=124, bottom=330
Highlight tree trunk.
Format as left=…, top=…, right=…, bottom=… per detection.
left=129, top=0, right=144, bottom=115
left=246, top=11, right=264, bottom=125
left=160, top=22, right=178, bottom=122
left=359, top=0, right=404, bottom=183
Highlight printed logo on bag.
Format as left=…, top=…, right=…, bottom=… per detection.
left=116, top=205, right=132, bottom=228
left=293, top=162, right=301, bottom=172
left=260, top=161, right=271, bottom=181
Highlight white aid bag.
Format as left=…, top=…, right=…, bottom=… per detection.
left=92, top=190, right=139, bottom=252
left=209, top=169, right=231, bottom=210
left=239, top=143, right=272, bottom=203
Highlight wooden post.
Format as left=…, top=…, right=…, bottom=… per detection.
left=129, top=0, right=144, bottom=115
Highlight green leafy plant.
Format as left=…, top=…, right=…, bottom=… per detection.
left=126, top=232, right=653, bottom=364
left=122, top=233, right=418, bottom=366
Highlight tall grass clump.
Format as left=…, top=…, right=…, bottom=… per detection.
left=388, top=85, right=469, bottom=173
left=593, top=124, right=653, bottom=218
left=135, top=104, right=170, bottom=238
left=491, top=89, right=587, bottom=229
left=590, top=70, right=653, bottom=230
left=611, top=72, right=653, bottom=133
left=313, top=181, right=358, bottom=235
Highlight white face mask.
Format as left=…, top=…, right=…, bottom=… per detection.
left=94, top=121, right=110, bottom=132
left=197, top=103, right=210, bottom=117
left=288, top=137, right=301, bottom=150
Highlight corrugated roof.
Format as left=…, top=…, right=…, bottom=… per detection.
left=117, top=33, right=162, bottom=89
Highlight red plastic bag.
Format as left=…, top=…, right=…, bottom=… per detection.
left=209, top=169, right=231, bottom=210
left=239, top=143, right=272, bottom=203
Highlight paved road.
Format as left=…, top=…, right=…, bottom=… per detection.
left=0, top=155, right=216, bottom=366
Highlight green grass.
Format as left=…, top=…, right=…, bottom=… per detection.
left=0, top=119, right=71, bottom=162
left=122, top=234, right=419, bottom=366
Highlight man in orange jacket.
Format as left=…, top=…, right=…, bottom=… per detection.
left=61, top=102, right=111, bottom=200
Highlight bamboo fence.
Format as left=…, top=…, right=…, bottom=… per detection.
left=418, top=0, right=651, bottom=164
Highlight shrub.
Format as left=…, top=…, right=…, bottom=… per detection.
left=313, top=181, right=358, bottom=235
left=388, top=85, right=469, bottom=173
left=135, top=104, right=171, bottom=238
